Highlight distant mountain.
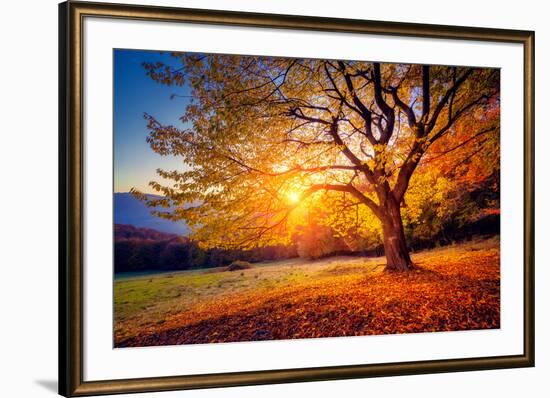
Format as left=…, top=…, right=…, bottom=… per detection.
left=114, top=224, right=181, bottom=241
left=114, top=192, right=189, bottom=235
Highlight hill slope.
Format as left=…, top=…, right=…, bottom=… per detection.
left=114, top=192, right=189, bottom=235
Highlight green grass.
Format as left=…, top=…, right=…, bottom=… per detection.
left=114, top=254, right=383, bottom=337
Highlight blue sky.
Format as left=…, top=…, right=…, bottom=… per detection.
left=114, top=49, right=191, bottom=194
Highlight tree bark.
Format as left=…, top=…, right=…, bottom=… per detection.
left=381, top=196, right=413, bottom=272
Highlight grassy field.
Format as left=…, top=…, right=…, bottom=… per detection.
left=114, top=237, right=500, bottom=347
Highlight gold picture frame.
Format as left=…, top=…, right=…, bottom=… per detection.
left=59, top=1, right=534, bottom=396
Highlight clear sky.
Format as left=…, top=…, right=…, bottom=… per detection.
left=114, top=49, right=191, bottom=194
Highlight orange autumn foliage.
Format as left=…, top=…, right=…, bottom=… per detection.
left=116, top=238, right=499, bottom=347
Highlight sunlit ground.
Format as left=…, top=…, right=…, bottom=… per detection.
left=114, top=236, right=500, bottom=347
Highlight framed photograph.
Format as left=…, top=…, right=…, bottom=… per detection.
left=59, top=1, right=534, bottom=396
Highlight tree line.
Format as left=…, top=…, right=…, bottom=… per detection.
left=114, top=224, right=297, bottom=273
left=115, top=207, right=499, bottom=274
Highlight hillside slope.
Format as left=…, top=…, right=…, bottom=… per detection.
left=114, top=192, right=189, bottom=235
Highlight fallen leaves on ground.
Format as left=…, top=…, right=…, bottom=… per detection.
left=115, top=238, right=500, bottom=347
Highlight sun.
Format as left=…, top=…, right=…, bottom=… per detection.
left=286, top=191, right=301, bottom=204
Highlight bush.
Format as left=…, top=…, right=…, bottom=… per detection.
left=296, top=225, right=345, bottom=259
left=227, top=260, right=254, bottom=271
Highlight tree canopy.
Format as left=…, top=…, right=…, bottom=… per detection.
left=134, top=53, right=500, bottom=270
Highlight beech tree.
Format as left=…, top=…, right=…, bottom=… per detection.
left=136, top=53, right=499, bottom=272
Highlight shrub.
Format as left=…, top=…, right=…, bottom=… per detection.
left=296, top=225, right=343, bottom=259
left=227, top=260, right=254, bottom=271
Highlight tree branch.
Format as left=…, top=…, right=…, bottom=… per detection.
left=326, top=121, right=377, bottom=185
left=336, top=61, right=377, bottom=145
left=424, top=126, right=496, bottom=164
left=425, top=68, right=474, bottom=134
left=306, top=183, right=381, bottom=218
left=372, top=63, right=395, bottom=143
left=422, top=65, right=430, bottom=122
left=428, top=93, right=491, bottom=144
left=391, top=88, right=417, bottom=130
left=392, top=143, right=424, bottom=203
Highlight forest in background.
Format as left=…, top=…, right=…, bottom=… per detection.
left=115, top=210, right=498, bottom=273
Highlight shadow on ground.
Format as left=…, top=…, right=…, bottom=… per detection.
left=35, top=380, right=57, bottom=394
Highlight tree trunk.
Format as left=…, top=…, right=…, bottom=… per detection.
left=381, top=196, right=413, bottom=272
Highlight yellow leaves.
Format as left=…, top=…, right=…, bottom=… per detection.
left=361, top=159, right=376, bottom=171
left=401, top=168, right=456, bottom=226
